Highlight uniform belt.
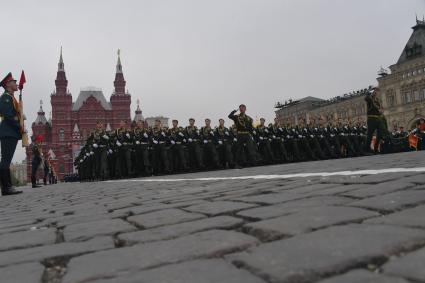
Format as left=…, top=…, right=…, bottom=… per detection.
left=238, top=131, right=249, bottom=134
left=367, top=114, right=383, bottom=118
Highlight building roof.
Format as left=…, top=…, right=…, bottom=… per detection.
left=34, top=104, right=49, bottom=125
left=397, top=19, right=425, bottom=64
left=298, top=96, right=324, bottom=103
left=72, top=88, right=112, bottom=111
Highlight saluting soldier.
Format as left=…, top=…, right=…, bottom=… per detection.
left=0, top=73, right=23, bottom=195
left=228, top=104, right=258, bottom=167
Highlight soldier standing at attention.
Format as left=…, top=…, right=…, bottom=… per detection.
left=228, top=104, right=258, bottom=167
left=365, top=87, right=387, bottom=153
left=31, top=136, right=43, bottom=188
left=0, top=73, right=23, bottom=195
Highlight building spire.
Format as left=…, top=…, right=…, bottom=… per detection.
left=38, top=100, right=44, bottom=114
left=58, top=46, right=64, bottom=71
left=113, top=48, right=126, bottom=95
left=116, top=49, right=123, bottom=74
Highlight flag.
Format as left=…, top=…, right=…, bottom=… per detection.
left=18, top=70, right=26, bottom=90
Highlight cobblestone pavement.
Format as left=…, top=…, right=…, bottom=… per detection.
left=1, top=151, right=425, bottom=283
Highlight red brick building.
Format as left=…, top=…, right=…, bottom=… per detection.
left=26, top=49, right=135, bottom=181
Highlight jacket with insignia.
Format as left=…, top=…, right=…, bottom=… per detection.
left=0, top=92, right=22, bottom=139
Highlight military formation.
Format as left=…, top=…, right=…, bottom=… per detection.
left=76, top=104, right=384, bottom=182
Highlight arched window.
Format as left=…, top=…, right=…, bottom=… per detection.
left=59, top=129, right=65, bottom=142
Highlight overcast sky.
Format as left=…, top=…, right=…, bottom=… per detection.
left=2, top=0, right=424, bottom=162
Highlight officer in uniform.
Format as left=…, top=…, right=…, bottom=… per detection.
left=0, top=73, right=23, bottom=195
left=228, top=104, right=258, bottom=167
left=365, top=87, right=387, bottom=153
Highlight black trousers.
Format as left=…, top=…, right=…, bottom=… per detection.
left=366, top=117, right=387, bottom=151
left=0, top=138, right=18, bottom=170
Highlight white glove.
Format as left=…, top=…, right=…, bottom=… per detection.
left=103, top=135, right=109, bottom=140
left=210, top=131, right=214, bottom=136
left=203, top=140, right=208, bottom=144
left=90, top=151, right=94, bottom=155
left=80, top=159, right=83, bottom=163
left=171, top=140, right=176, bottom=145
left=310, top=135, right=314, bottom=138
left=183, top=139, right=187, bottom=143
left=259, top=136, right=264, bottom=140
left=188, top=138, right=193, bottom=142
left=153, top=140, right=158, bottom=144
left=272, top=135, right=276, bottom=139
left=136, top=141, right=140, bottom=145
left=320, top=135, right=324, bottom=138
left=233, top=138, right=237, bottom=142
left=143, top=133, right=148, bottom=138
left=126, top=133, right=130, bottom=138
left=218, top=140, right=223, bottom=145
left=298, top=135, right=303, bottom=138
left=265, top=129, right=269, bottom=133
left=86, top=153, right=90, bottom=157
left=287, top=135, right=290, bottom=139
left=225, top=131, right=229, bottom=136
left=108, top=149, right=113, bottom=154
left=161, top=132, right=165, bottom=137
left=93, top=143, right=98, bottom=148
left=178, top=132, right=184, bottom=137
left=252, top=130, right=256, bottom=135
left=116, top=141, right=122, bottom=146
left=196, top=130, right=200, bottom=135
left=279, top=127, right=283, bottom=131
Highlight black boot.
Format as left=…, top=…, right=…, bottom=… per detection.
left=1, top=169, right=22, bottom=196
left=31, top=175, right=42, bottom=188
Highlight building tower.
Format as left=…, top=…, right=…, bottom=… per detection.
left=110, top=49, right=131, bottom=129
left=51, top=47, right=73, bottom=146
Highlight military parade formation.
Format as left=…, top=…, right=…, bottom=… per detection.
left=74, top=95, right=424, bottom=182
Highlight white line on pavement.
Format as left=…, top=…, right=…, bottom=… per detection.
left=104, top=167, right=425, bottom=183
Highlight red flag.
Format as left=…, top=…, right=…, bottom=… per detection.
left=18, top=70, right=26, bottom=90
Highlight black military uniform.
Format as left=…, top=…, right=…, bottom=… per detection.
left=365, top=88, right=387, bottom=153
left=0, top=73, right=22, bottom=195
left=151, top=125, right=171, bottom=174
left=31, top=138, right=43, bottom=188
left=133, top=126, right=153, bottom=176
left=200, top=121, right=220, bottom=168
left=215, top=124, right=235, bottom=168
left=254, top=121, right=275, bottom=164
left=269, top=123, right=289, bottom=163
left=168, top=123, right=189, bottom=172
left=185, top=122, right=205, bottom=170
